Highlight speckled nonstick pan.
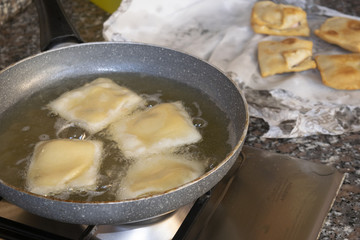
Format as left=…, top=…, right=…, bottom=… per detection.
left=0, top=0, right=248, bottom=224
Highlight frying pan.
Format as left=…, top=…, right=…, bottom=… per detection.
left=0, top=0, right=248, bottom=225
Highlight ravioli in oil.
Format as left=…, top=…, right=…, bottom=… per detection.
left=118, top=153, right=205, bottom=200
left=109, top=102, right=201, bottom=157
left=48, top=78, right=145, bottom=134
left=26, top=139, right=103, bottom=196
left=108, top=102, right=202, bottom=158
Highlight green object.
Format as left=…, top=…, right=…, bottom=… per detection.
left=90, top=0, right=122, bottom=13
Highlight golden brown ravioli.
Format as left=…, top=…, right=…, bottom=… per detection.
left=314, top=17, right=360, bottom=53
left=315, top=54, right=360, bottom=90
left=258, top=38, right=316, bottom=77
left=251, top=1, right=310, bottom=36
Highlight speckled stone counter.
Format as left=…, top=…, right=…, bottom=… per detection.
left=0, top=0, right=359, bottom=239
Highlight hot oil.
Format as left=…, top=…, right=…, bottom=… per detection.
left=0, top=73, right=232, bottom=202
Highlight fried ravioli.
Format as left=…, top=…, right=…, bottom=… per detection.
left=48, top=78, right=145, bottom=134
left=251, top=1, right=310, bottom=36
left=314, top=17, right=360, bottom=53
left=258, top=38, right=316, bottom=77
left=315, top=54, right=360, bottom=90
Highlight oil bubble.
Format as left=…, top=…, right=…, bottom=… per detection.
left=47, top=111, right=58, bottom=118
left=141, top=93, right=162, bottom=107
left=192, top=102, right=203, bottom=117
left=56, top=122, right=87, bottom=140
left=193, top=117, right=208, bottom=128
left=16, top=157, right=28, bottom=166
left=39, top=134, right=50, bottom=141
left=21, top=126, right=30, bottom=132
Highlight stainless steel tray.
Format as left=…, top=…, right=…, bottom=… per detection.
left=183, top=146, right=344, bottom=240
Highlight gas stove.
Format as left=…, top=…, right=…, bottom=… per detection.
left=0, top=146, right=343, bottom=240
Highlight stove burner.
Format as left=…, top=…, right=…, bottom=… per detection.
left=0, top=147, right=343, bottom=240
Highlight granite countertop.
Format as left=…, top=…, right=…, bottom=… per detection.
left=0, top=0, right=359, bottom=239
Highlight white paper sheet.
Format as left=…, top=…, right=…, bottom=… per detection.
left=103, top=0, right=360, bottom=138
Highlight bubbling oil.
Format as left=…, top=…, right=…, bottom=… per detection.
left=0, top=73, right=232, bottom=202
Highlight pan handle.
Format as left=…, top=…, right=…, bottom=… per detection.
left=34, top=0, right=83, bottom=51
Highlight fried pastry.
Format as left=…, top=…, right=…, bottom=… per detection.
left=48, top=78, right=145, bottom=134
left=118, top=153, right=205, bottom=199
left=251, top=1, right=310, bottom=36
left=315, top=54, right=360, bottom=90
left=314, top=17, right=360, bottom=53
left=108, top=102, right=202, bottom=158
left=258, top=38, right=316, bottom=77
left=26, top=139, right=103, bottom=196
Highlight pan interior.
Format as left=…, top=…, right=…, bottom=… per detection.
left=0, top=72, right=233, bottom=202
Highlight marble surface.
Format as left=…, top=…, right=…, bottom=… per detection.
left=0, top=0, right=31, bottom=25
left=0, top=0, right=359, bottom=239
